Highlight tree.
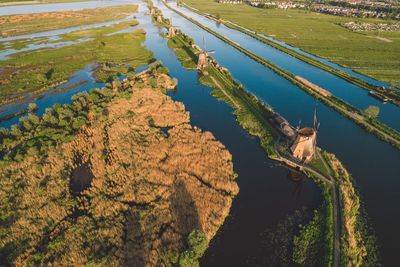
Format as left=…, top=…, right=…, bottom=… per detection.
left=178, top=230, right=208, bottom=266
left=364, top=105, right=380, bottom=119
left=45, top=68, right=54, bottom=80
left=187, top=230, right=208, bottom=257
left=28, top=103, right=38, bottom=113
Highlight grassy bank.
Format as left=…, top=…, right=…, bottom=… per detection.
left=321, top=152, right=380, bottom=267
left=166, top=33, right=280, bottom=158
left=167, top=35, right=197, bottom=70
left=182, top=0, right=400, bottom=87
left=0, top=21, right=153, bottom=106
left=162, top=1, right=400, bottom=150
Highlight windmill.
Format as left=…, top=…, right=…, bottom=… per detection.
left=197, top=37, right=215, bottom=70
left=312, top=105, right=320, bottom=152
left=168, top=17, right=179, bottom=38
left=156, top=14, right=163, bottom=23
left=290, top=106, right=319, bottom=162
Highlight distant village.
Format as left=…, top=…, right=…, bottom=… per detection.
left=342, top=21, right=400, bottom=31
left=216, top=0, right=400, bottom=19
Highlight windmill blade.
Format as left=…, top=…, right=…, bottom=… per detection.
left=297, top=120, right=301, bottom=130
left=207, top=50, right=216, bottom=54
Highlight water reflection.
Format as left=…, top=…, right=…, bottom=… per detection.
left=287, top=169, right=306, bottom=198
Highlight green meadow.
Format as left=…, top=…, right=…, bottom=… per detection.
left=183, top=0, right=400, bottom=86
left=0, top=21, right=153, bottom=104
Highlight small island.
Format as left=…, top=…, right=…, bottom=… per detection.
left=0, top=64, right=238, bottom=266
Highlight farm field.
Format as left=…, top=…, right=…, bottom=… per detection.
left=183, top=0, right=400, bottom=86
left=0, top=4, right=137, bottom=36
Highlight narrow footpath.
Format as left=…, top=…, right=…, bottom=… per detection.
left=274, top=141, right=340, bottom=267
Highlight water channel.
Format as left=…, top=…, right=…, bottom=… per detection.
left=0, top=0, right=399, bottom=265
left=228, top=20, right=389, bottom=87
left=170, top=2, right=400, bottom=133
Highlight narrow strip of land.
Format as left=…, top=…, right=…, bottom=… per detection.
left=162, top=0, right=400, bottom=150
left=155, top=10, right=340, bottom=265
left=181, top=2, right=400, bottom=107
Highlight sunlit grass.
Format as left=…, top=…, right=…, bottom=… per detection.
left=183, top=0, right=400, bottom=85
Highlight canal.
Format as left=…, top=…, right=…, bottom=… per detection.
left=152, top=1, right=399, bottom=265
left=170, top=1, right=400, bottom=133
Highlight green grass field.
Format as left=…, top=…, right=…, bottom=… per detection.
left=183, top=0, right=400, bottom=85
left=0, top=21, right=153, bottom=104
left=0, top=5, right=137, bottom=37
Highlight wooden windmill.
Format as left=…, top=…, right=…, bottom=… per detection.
left=197, top=37, right=215, bottom=70
left=168, top=17, right=179, bottom=38
left=290, top=107, right=319, bottom=162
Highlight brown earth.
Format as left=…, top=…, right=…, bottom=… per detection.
left=0, top=74, right=238, bottom=266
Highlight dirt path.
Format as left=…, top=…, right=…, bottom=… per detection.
left=275, top=145, right=340, bottom=267
left=210, top=76, right=241, bottom=109
left=365, top=35, right=392, bottom=43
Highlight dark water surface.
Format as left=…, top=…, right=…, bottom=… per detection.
left=152, top=1, right=399, bottom=265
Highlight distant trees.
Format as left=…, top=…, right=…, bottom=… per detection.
left=0, top=87, right=117, bottom=161
left=45, top=68, right=55, bottom=80
left=364, top=105, right=380, bottom=119
left=28, top=103, right=38, bottom=113
left=178, top=230, right=208, bottom=267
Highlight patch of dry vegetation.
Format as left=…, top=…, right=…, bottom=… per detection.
left=0, top=66, right=238, bottom=266
left=323, top=152, right=366, bottom=267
